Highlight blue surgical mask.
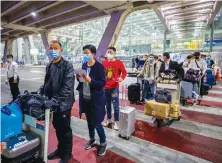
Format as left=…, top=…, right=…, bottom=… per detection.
left=149, top=58, right=154, bottom=62
left=83, top=54, right=92, bottom=63
left=48, top=49, right=60, bottom=59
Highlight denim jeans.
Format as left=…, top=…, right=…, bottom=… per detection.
left=105, top=88, right=119, bottom=121
left=85, top=112, right=106, bottom=145
left=142, top=80, right=155, bottom=100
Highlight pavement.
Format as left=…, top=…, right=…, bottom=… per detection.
left=1, top=67, right=222, bottom=163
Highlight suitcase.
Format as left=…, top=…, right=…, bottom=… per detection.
left=119, top=106, right=136, bottom=140
left=180, top=81, right=193, bottom=98
left=128, top=83, right=140, bottom=103
left=1, top=131, right=41, bottom=163
left=144, top=100, right=170, bottom=119
left=169, top=104, right=181, bottom=119
left=1, top=101, right=23, bottom=141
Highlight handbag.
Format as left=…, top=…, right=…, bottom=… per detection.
left=19, top=91, right=48, bottom=120
left=155, top=89, right=172, bottom=104
left=184, top=68, right=200, bottom=83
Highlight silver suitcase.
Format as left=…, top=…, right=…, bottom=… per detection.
left=1, top=132, right=40, bottom=162
left=180, top=81, right=193, bottom=98
left=119, top=86, right=136, bottom=140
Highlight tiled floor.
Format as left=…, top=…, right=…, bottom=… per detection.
left=48, top=80, right=222, bottom=163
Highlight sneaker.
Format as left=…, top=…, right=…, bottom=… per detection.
left=102, top=119, right=112, bottom=126
left=84, top=139, right=96, bottom=150
left=113, top=121, right=119, bottom=131
left=97, top=144, right=107, bottom=156
left=48, top=149, right=60, bottom=160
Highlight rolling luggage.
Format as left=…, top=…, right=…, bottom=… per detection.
left=1, top=132, right=41, bottom=163
left=180, top=81, right=193, bottom=98
left=1, top=101, right=23, bottom=141
left=119, top=89, right=136, bottom=140
left=144, top=100, right=170, bottom=119
left=128, top=83, right=140, bottom=104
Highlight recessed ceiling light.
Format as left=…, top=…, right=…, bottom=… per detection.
left=0, top=27, right=2, bottom=30
left=31, top=12, right=37, bottom=17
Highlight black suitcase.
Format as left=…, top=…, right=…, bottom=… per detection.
left=1, top=131, right=41, bottom=163
left=128, top=83, right=140, bottom=104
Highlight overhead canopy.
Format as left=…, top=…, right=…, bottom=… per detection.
left=1, top=0, right=221, bottom=41
left=160, top=0, right=222, bottom=39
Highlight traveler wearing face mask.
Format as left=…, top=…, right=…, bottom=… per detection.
left=188, top=52, right=207, bottom=96
left=5, top=54, right=20, bottom=101
left=102, top=47, right=127, bottom=130
left=183, top=55, right=192, bottom=68
left=41, top=40, right=75, bottom=163
left=206, top=55, right=215, bottom=68
left=137, top=54, right=158, bottom=102
left=188, top=52, right=207, bottom=74
left=76, top=45, right=107, bottom=156
left=137, top=55, right=146, bottom=70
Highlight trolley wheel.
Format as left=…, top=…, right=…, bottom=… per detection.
left=177, top=116, right=181, bottom=121
left=154, top=119, right=163, bottom=128
left=182, top=99, right=186, bottom=106
left=126, top=137, right=130, bottom=140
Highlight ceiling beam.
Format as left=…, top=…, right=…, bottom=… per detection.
left=162, top=1, right=215, bottom=12
left=21, top=1, right=88, bottom=26
left=3, top=23, right=42, bottom=32
left=152, top=4, right=170, bottom=33
left=46, top=11, right=107, bottom=30
left=35, top=6, right=99, bottom=28
left=1, top=1, right=27, bottom=17
left=207, top=0, right=222, bottom=26
left=3, top=1, right=62, bottom=24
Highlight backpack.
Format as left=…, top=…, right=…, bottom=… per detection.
left=184, top=68, right=200, bottom=83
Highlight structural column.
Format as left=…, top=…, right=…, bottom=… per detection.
left=3, top=39, right=13, bottom=63
left=163, top=31, right=167, bottom=52
left=209, top=22, right=214, bottom=52
left=96, top=9, right=131, bottom=61
left=23, top=36, right=31, bottom=64
left=41, top=31, right=50, bottom=50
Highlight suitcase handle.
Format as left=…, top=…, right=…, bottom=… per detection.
left=122, top=84, right=128, bottom=107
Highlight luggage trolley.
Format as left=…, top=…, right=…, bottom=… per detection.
left=154, top=81, right=182, bottom=127
left=22, top=108, right=52, bottom=163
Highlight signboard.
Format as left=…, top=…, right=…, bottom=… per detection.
left=30, top=48, right=39, bottom=56
left=188, top=43, right=196, bottom=50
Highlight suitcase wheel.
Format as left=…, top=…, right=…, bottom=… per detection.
left=197, top=100, right=202, bottom=105
left=118, top=134, right=130, bottom=140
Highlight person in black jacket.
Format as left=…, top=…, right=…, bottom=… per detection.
left=41, top=40, right=75, bottom=163
left=159, top=52, right=182, bottom=78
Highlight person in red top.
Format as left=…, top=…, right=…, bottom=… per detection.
left=102, top=47, right=127, bottom=130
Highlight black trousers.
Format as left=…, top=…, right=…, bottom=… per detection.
left=8, top=77, right=20, bottom=101
left=52, top=109, right=73, bottom=159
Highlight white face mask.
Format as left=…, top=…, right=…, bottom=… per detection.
left=107, top=53, right=114, bottom=59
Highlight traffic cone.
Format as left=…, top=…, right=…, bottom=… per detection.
left=216, top=68, right=220, bottom=81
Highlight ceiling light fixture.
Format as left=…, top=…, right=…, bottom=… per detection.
left=31, top=12, right=37, bottom=17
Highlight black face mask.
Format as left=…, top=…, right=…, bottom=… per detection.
left=195, top=56, right=199, bottom=59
